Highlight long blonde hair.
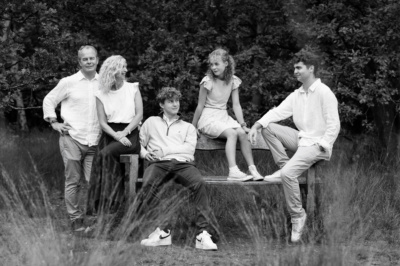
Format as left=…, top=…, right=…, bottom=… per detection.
left=99, top=55, right=126, bottom=93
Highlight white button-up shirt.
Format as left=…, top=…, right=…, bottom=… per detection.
left=257, top=79, right=340, bottom=157
left=43, top=71, right=101, bottom=146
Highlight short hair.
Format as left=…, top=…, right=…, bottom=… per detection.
left=156, top=87, right=182, bottom=104
left=293, top=49, right=320, bottom=77
left=78, top=45, right=98, bottom=59
left=98, top=55, right=126, bottom=93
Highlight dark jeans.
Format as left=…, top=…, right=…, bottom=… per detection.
left=87, top=123, right=140, bottom=215
left=137, top=159, right=218, bottom=238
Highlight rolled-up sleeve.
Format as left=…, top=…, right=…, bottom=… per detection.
left=257, top=93, right=295, bottom=128
left=319, top=91, right=340, bottom=150
left=43, top=79, right=69, bottom=121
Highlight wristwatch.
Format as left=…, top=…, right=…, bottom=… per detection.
left=49, top=119, right=57, bottom=124
left=240, top=122, right=247, bottom=127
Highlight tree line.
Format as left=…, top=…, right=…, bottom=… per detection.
left=1, top=0, right=399, bottom=158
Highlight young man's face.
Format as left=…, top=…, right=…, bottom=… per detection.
left=78, top=48, right=99, bottom=76
left=160, top=97, right=180, bottom=116
left=294, top=62, right=314, bottom=84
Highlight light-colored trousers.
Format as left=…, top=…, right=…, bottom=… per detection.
left=59, top=135, right=96, bottom=221
left=261, top=123, right=329, bottom=221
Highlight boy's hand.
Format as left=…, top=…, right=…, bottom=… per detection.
left=248, top=128, right=258, bottom=145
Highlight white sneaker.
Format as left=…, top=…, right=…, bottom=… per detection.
left=195, top=230, right=218, bottom=250
left=291, top=214, right=307, bottom=243
left=264, top=169, right=282, bottom=183
left=227, top=169, right=253, bottom=182
left=249, top=166, right=264, bottom=181
left=140, top=227, right=172, bottom=246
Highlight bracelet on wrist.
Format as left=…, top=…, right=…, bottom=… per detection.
left=240, top=122, right=247, bottom=128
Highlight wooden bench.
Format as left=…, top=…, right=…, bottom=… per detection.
left=120, top=132, right=323, bottom=217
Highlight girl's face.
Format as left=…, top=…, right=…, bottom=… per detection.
left=209, top=56, right=228, bottom=78
left=115, top=60, right=127, bottom=81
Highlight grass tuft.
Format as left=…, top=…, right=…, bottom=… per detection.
left=1, top=129, right=399, bottom=265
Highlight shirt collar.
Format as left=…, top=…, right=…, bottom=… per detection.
left=163, top=114, right=179, bottom=124
left=77, top=70, right=99, bottom=81
left=299, top=78, right=321, bottom=93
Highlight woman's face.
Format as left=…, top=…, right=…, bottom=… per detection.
left=209, top=55, right=228, bottom=78
left=115, top=60, right=127, bottom=81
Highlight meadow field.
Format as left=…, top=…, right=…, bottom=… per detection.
left=1, top=129, right=399, bottom=265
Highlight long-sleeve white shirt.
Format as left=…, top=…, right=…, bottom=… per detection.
left=139, top=114, right=197, bottom=162
left=43, top=71, right=101, bottom=146
left=257, top=79, right=340, bottom=157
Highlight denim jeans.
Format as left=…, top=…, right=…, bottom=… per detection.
left=137, top=159, right=217, bottom=236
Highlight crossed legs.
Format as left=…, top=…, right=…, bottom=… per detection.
left=261, top=123, right=329, bottom=220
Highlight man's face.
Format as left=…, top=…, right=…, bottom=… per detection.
left=294, top=62, right=314, bottom=84
left=78, top=48, right=99, bottom=75
left=160, top=98, right=180, bottom=116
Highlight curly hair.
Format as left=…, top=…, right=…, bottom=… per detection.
left=156, top=87, right=182, bottom=104
left=98, top=55, right=126, bottom=93
left=206, top=48, right=235, bottom=85
left=293, top=49, right=321, bottom=78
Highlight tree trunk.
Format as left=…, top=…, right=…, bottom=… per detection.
left=1, top=14, right=29, bottom=132
left=373, top=102, right=400, bottom=162
left=12, top=91, right=29, bottom=131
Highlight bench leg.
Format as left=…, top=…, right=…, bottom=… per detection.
left=306, top=164, right=316, bottom=219
left=121, top=154, right=139, bottom=203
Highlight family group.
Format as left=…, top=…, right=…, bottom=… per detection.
left=42, top=45, right=340, bottom=251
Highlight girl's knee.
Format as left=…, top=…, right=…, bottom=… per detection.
left=224, top=129, right=238, bottom=139
left=236, top=128, right=247, bottom=139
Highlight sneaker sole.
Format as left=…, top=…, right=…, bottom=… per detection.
left=227, top=176, right=253, bottom=182
left=263, top=177, right=281, bottom=183
left=195, top=243, right=218, bottom=250
left=141, top=237, right=172, bottom=246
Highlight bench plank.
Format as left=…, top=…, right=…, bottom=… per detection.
left=120, top=133, right=324, bottom=218
left=136, top=176, right=322, bottom=185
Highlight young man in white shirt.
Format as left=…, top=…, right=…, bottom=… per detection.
left=43, top=45, right=101, bottom=232
left=248, top=50, right=340, bottom=243
left=138, top=87, right=218, bottom=250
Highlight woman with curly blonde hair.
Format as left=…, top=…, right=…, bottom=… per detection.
left=87, top=55, right=143, bottom=215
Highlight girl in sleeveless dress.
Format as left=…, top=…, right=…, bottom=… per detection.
left=192, top=49, right=263, bottom=182
left=87, top=55, right=143, bottom=215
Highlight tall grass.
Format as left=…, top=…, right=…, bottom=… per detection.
left=1, top=129, right=399, bottom=265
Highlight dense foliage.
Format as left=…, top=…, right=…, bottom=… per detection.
left=1, top=0, right=399, bottom=155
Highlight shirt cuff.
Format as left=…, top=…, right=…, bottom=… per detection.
left=318, top=139, right=330, bottom=151
left=256, top=118, right=270, bottom=128
left=140, top=149, right=148, bottom=159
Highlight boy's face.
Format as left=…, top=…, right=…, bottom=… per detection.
left=160, top=97, right=180, bottom=116
left=294, top=62, right=314, bottom=84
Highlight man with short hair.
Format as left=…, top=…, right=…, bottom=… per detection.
left=43, top=45, right=101, bottom=231
left=248, top=49, right=340, bottom=243
left=138, top=87, right=218, bottom=250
